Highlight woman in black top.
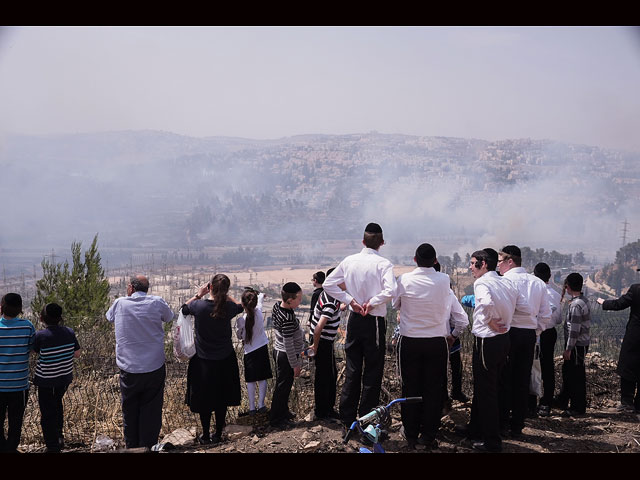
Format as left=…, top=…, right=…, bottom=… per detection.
left=182, top=274, right=243, bottom=444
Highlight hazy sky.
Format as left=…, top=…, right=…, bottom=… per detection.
left=1, top=26, right=640, bottom=152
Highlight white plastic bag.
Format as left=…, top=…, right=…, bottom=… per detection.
left=173, top=310, right=196, bottom=361
left=529, top=342, right=542, bottom=397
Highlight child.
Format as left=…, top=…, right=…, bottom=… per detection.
left=236, top=288, right=272, bottom=415
left=308, top=268, right=341, bottom=421
left=269, top=282, right=304, bottom=428
left=556, top=273, right=591, bottom=416
left=33, top=303, right=81, bottom=453
left=0, top=293, right=35, bottom=453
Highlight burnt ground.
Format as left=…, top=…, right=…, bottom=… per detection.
left=156, top=351, right=640, bottom=455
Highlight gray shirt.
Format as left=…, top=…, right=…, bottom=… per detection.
left=106, top=291, right=174, bottom=373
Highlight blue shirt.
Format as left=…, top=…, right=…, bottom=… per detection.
left=0, top=316, right=35, bottom=392
left=33, top=325, right=80, bottom=387
left=106, top=291, right=174, bottom=373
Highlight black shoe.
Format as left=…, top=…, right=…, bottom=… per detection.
left=472, top=441, right=501, bottom=453
left=198, top=434, right=212, bottom=445
left=455, top=424, right=480, bottom=441
left=211, top=433, right=222, bottom=444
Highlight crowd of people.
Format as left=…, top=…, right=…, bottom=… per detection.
left=1, top=221, right=639, bottom=453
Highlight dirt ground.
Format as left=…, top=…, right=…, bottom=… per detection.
left=136, top=353, right=640, bottom=455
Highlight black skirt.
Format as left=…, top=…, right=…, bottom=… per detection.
left=243, top=344, right=273, bottom=383
left=185, top=352, right=241, bottom=413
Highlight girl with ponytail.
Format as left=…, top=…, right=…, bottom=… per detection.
left=236, top=287, right=272, bottom=415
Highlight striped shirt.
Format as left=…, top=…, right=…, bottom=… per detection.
left=0, top=316, right=35, bottom=392
left=272, top=301, right=304, bottom=369
left=33, top=325, right=81, bottom=387
left=564, top=294, right=591, bottom=350
left=310, top=291, right=342, bottom=342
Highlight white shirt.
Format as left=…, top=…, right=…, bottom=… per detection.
left=235, top=293, right=269, bottom=354
left=502, top=267, right=552, bottom=332
left=323, top=247, right=397, bottom=318
left=393, top=267, right=467, bottom=338
left=472, top=271, right=527, bottom=338
left=544, top=285, right=563, bottom=330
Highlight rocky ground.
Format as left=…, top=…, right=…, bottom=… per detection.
left=97, top=351, right=640, bottom=455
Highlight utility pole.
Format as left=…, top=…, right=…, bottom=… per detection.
left=621, top=219, right=629, bottom=248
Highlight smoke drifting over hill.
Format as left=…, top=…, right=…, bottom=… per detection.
left=0, top=131, right=638, bottom=272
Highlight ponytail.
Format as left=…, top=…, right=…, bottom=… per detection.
left=241, top=289, right=259, bottom=344
left=209, top=274, right=231, bottom=319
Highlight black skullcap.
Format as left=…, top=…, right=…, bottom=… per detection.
left=282, top=282, right=301, bottom=294
left=501, top=245, right=522, bottom=258
left=415, top=243, right=436, bottom=262
left=364, top=223, right=383, bottom=234
left=45, top=303, right=63, bottom=320
left=533, top=262, right=552, bottom=282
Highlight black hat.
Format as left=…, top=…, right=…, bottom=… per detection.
left=365, top=223, right=383, bottom=234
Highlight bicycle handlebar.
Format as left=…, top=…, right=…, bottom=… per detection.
left=343, top=396, right=423, bottom=444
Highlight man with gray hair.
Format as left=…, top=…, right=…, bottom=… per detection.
left=106, top=274, right=174, bottom=449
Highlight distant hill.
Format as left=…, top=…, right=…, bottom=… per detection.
left=1, top=130, right=638, bottom=264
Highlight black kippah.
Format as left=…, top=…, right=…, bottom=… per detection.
left=416, top=243, right=436, bottom=262
left=282, top=282, right=301, bottom=293
left=365, top=222, right=383, bottom=234
left=501, top=245, right=522, bottom=258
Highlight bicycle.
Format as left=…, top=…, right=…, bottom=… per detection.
left=342, top=397, right=423, bottom=453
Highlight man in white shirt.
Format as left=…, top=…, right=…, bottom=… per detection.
left=497, top=245, right=551, bottom=437
left=323, top=223, right=397, bottom=427
left=464, top=248, right=522, bottom=453
left=393, top=243, right=468, bottom=449
left=531, top=262, right=563, bottom=417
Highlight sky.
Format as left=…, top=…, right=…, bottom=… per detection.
left=1, top=26, right=640, bottom=152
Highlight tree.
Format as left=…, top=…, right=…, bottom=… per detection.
left=31, top=234, right=110, bottom=328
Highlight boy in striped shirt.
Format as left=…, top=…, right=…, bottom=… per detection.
left=0, top=293, right=35, bottom=453
left=269, top=282, right=304, bottom=428
left=309, top=267, right=342, bottom=421
left=556, top=273, right=590, bottom=416
left=33, top=303, right=81, bottom=452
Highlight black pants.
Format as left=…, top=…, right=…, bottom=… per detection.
left=620, top=376, right=640, bottom=411
left=270, top=350, right=295, bottom=424
left=499, top=327, right=536, bottom=433
left=0, top=389, right=29, bottom=453
left=398, top=336, right=448, bottom=442
left=314, top=338, right=337, bottom=417
left=339, top=313, right=386, bottom=425
left=469, top=333, right=510, bottom=452
left=119, top=364, right=166, bottom=449
left=37, top=384, right=68, bottom=451
left=538, top=327, right=557, bottom=407
left=557, top=345, right=588, bottom=413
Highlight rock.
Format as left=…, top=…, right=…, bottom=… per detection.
left=301, top=431, right=313, bottom=442
left=252, top=435, right=260, bottom=444
left=225, top=424, right=253, bottom=440
left=92, top=434, right=115, bottom=452
left=161, top=428, right=196, bottom=446
left=303, top=440, right=321, bottom=452
left=310, top=425, right=323, bottom=433
left=304, top=412, right=315, bottom=422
